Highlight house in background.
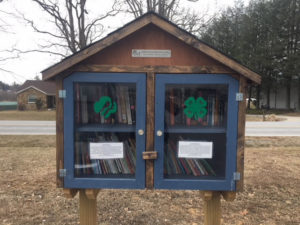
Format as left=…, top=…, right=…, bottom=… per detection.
left=17, top=80, right=56, bottom=110
left=260, top=80, right=299, bottom=111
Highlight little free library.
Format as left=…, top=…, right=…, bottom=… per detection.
left=42, top=12, right=261, bottom=225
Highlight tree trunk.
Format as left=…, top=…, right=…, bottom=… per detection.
left=298, top=78, right=300, bottom=111
left=286, top=79, right=291, bottom=110
left=255, top=86, right=261, bottom=109
left=247, top=85, right=252, bottom=109
left=274, top=86, right=277, bottom=109
left=266, top=86, right=270, bottom=109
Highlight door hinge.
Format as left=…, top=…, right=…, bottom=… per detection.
left=233, top=172, right=240, bottom=181
left=59, top=90, right=66, bottom=98
left=236, top=93, right=243, bottom=101
left=59, top=169, right=67, bottom=177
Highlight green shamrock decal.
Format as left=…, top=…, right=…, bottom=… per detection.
left=94, top=96, right=117, bottom=119
left=183, top=96, right=207, bottom=120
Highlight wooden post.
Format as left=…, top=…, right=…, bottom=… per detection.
left=79, top=189, right=99, bottom=225
left=146, top=72, right=155, bottom=188
left=203, top=191, right=221, bottom=225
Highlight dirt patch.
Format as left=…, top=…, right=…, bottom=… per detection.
left=246, top=114, right=285, bottom=122
left=0, top=136, right=299, bottom=225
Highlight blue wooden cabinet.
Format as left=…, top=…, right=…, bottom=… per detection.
left=63, top=72, right=239, bottom=191
left=154, top=74, right=239, bottom=191
left=63, top=72, right=146, bottom=189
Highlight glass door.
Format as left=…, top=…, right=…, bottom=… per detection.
left=154, top=74, right=239, bottom=190
left=64, top=73, right=146, bottom=189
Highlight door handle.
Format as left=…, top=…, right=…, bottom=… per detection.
left=156, top=130, right=163, bottom=136
left=138, top=129, right=144, bottom=135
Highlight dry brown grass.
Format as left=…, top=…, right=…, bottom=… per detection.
left=0, top=136, right=299, bottom=225
left=0, top=110, right=55, bottom=120
left=283, top=112, right=300, bottom=117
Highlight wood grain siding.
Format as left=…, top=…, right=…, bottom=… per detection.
left=74, top=65, right=233, bottom=74
left=56, top=78, right=64, bottom=187
left=42, top=16, right=152, bottom=80
left=82, top=25, right=233, bottom=71
left=236, top=76, right=247, bottom=191
left=43, top=13, right=261, bottom=84
left=146, top=72, right=155, bottom=188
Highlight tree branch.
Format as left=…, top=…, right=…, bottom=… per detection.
left=4, top=48, right=66, bottom=58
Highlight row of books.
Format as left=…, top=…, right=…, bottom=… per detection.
left=75, top=83, right=136, bottom=125
left=165, top=88, right=227, bottom=127
left=164, top=138, right=216, bottom=176
left=74, top=133, right=136, bottom=176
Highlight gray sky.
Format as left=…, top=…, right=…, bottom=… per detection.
left=0, top=0, right=248, bottom=85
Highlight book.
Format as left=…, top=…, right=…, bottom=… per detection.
left=75, top=83, right=81, bottom=124
left=124, top=86, right=132, bottom=125
left=164, top=138, right=216, bottom=177
left=119, top=86, right=128, bottom=124
left=169, top=89, right=175, bottom=125
left=74, top=133, right=136, bottom=176
left=164, top=87, right=226, bottom=128
left=116, top=85, right=123, bottom=124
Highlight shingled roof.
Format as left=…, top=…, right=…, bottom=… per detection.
left=17, top=80, right=56, bottom=95
left=42, top=12, right=261, bottom=84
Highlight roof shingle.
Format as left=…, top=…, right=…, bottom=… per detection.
left=17, top=80, right=56, bottom=95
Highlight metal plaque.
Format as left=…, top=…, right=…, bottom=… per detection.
left=132, top=49, right=171, bottom=58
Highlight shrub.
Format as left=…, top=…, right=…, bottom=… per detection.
left=18, top=103, right=25, bottom=111
left=35, top=98, right=43, bottom=110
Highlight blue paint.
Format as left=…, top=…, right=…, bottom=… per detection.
left=154, top=74, right=239, bottom=191
left=165, top=127, right=226, bottom=134
left=64, top=72, right=146, bottom=189
left=63, top=72, right=239, bottom=191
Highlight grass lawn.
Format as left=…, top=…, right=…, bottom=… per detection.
left=0, top=110, right=56, bottom=120
left=0, top=136, right=299, bottom=225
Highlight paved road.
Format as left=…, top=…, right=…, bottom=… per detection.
left=0, top=120, right=299, bottom=136
left=246, top=121, right=300, bottom=136
left=0, top=120, right=56, bottom=135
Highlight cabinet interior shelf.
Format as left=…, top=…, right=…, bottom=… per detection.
left=165, top=126, right=226, bottom=134
left=76, top=124, right=135, bottom=133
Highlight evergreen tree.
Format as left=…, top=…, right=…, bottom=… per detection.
left=201, top=0, right=300, bottom=109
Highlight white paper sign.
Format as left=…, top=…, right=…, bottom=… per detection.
left=89, top=142, right=124, bottom=159
left=178, top=141, right=213, bottom=159
left=132, top=49, right=171, bottom=58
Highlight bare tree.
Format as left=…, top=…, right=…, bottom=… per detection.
left=14, top=0, right=121, bottom=57
left=122, top=0, right=210, bottom=35
left=124, top=0, right=179, bottom=19
left=171, top=7, right=212, bottom=35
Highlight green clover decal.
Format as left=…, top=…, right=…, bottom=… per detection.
left=94, top=96, right=117, bottom=119
left=183, top=96, right=207, bottom=120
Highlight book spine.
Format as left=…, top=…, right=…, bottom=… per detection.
left=201, top=159, right=216, bottom=176
left=80, top=88, right=88, bottom=124
left=214, top=95, right=219, bottom=126
left=75, top=83, right=81, bottom=124
left=124, top=86, right=132, bottom=125
left=170, top=89, right=175, bottom=125
left=115, top=85, right=122, bottom=124
left=129, top=88, right=136, bottom=124
left=119, top=86, right=128, bottom=124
